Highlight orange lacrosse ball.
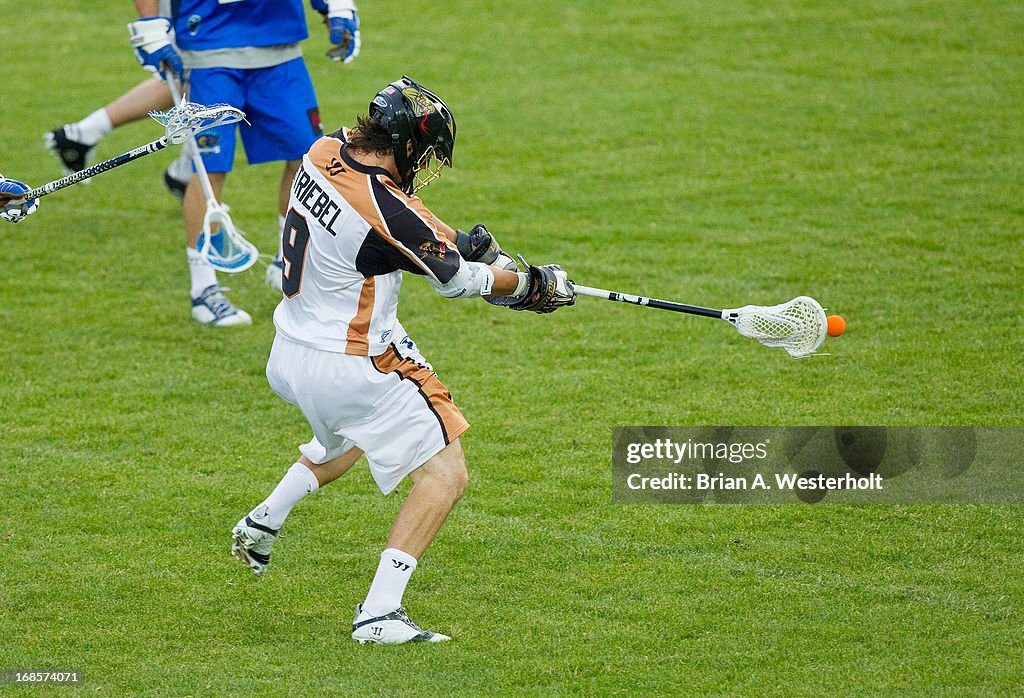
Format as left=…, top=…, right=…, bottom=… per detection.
left=827, top=314, right=846, bottom=337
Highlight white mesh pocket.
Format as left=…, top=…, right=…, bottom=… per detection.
left=149, top=100, right=246, bottom=144
left=724, top=296, right=827, bottom=358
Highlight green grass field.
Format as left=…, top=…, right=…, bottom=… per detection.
left=1, top=0, right=1022, bottom=694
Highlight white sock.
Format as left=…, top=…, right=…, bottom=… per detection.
left=65, top=109, right=113, bottom=146
left=167, top=148, right=194, bottom=182
left=187, top=246, right=218, bottom=298
left=276, top=214, right=286, bottom=260
left=250, top=462, right=319, bottom=530
left=362, top=548, right=418, bottom=616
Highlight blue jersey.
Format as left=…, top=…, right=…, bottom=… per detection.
left=170, top=0, right=309, bottom=51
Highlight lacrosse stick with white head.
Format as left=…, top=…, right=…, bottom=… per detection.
left=574, top=285, right=829, bottom=358
left=0, top=99, right=244, bottom=208
left=164, top=78, right=258, bottom=274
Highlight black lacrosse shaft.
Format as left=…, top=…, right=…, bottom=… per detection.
left=26, top=137, right=169, bottom=200
left=604, top=291, right=722, bottom=318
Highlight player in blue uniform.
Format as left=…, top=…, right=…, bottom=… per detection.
left=130, top=0, right=360, bottom=326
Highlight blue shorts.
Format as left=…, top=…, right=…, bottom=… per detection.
left=186, top=58, right=323, bottom=172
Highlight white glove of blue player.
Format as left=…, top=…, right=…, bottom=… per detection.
left=127, top=17, right=183, bottom=81
left=0, top=175, right=39, bottom=224
left=312, top=0, right=361, bottom=63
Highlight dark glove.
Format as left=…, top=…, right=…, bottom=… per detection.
left=455, top=224, right=517, bottom=270
left=507, top=261, right=576, bottom=314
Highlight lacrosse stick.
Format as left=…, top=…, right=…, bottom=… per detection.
left=574, top=285, right=828, bottom=358
left=164, top=78, right=258, bottom=273
left=0, top=100, right=244, bottom=205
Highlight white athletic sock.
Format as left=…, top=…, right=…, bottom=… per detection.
left=251, top=462, right=319, bottom=530
left=187, top=246, right=218, bottom=298
left=362, top=548, right=418, bottom=616
left=65, top=109, right=113, bottom=146
left=167, top=148, right=194, bottom=182
left=276, top=214, right=286, bottom=260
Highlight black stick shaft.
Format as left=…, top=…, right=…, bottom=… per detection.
left=26, top=137, right=169, bottom=199
left=573, top=284, right=723, bottom=319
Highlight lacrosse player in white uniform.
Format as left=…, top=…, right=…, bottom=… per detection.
left=229, top=76, right=575, bottom=644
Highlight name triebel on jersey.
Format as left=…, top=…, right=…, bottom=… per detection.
left=292, top=167, right=342, bottom=235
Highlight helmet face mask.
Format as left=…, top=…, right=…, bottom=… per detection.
left=369, top=76, right=456, bottom=194
left=411, top=146, right=447, bottom=192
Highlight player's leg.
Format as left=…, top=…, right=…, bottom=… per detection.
left=350, top=341, right=470, bottom=645
left=266, top=158, right=303, bottom=293
left=382, top=440, right=468, bottom=560
left=231, top=446, right=364, bottom=576
left=44, top=77, right=173, bottom=177
left=182, top=67, right=249, bottom=326
left=104, top=77, right=175, bottom=125
left=302, top=450, right=364, bottom=486
left=164, top=148, right=194, bottom=201
left=352, top=441, right=468, bottom=645
left=232, top=336, right=369, bottom=574
left=235, top=58, right=322, bottom=294
left=241, top=447, right=364, bottom=532
left=183, top=170, right=250, bottom=325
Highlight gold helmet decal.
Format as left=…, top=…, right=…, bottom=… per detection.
left=402, top=87, right=435, bottom=116
left=402, top=87, right=455, bottom=142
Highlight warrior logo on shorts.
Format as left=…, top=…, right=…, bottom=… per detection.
left=195, top=132, right=221, bottom=156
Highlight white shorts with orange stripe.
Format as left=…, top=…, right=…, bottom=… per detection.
left=266, top=326, right=469, bottom=495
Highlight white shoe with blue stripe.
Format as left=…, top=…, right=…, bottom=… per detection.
left=191, top=285, right=252, bottom=327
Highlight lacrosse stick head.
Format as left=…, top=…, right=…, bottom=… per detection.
left=722, top=296, right=828, bottom=358
left=196, top=202, right=259, bottom=273
left=149, top=99, right=245, bottom=144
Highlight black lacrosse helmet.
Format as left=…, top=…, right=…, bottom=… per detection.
left=369, top=76, right=456, bottom=194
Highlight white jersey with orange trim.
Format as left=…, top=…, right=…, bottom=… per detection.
left=272, top=130, right=489, bottom=357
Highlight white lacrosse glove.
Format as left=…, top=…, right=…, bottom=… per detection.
left=312, top=0, right=361, bottom=63
left=0, top=175, right=39, bottom=224
left=128, top=17, right=183, bottom=81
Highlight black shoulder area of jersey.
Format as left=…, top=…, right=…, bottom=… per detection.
left=355, top=228, right=427, bottom=278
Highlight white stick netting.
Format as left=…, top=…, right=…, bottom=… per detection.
left=722, top=296, right=827, bottom=358
left=149, top=100, right=246, bottom=144
left=197, top=204, right=259, bottom=273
